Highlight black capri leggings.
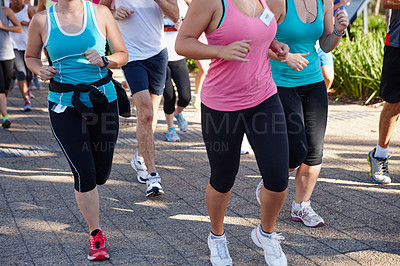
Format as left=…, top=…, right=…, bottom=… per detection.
left=201, top=94, right=289, bottom=193
left=0, top=59, right=14, bottom=93
left=13, top=49, right=32, bottom=82
left=277, top=81, right=328, bottom=168
left=49, top=100, right=119, bottom=192
left=163, top=58, right=191, bottom=115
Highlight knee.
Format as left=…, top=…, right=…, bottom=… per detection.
left=263, top=173, right=288, bottom=192
left=178, top=94, right=191, bottom=108
left=383, top=102, right=400, bottom=116
left=73, top=169, right=97, bottom=193
left=137, top=107, right=154, bottom=124
left=210, top=175, right=236, bottom=193
left=289, top=148, right=307, bottom=169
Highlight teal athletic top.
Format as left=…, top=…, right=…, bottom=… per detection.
left=270, top=0, right=324, bottom=87
left=45, top=1, right=116, bottom=107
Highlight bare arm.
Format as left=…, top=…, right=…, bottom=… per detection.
left=0, top=7, right=22, bottom=33
left=382, top=0, right=400, bottom=9
left=20, top=4, right=36, bottom=26
left=157, top=0, right=179, bottom=22
left=319, top=0, right=349, bottom=53
left=25, top=11, right=57, bottom=80
left=176, top=0, right=251, bottom=61
left=95, top=5, right=128, bottom=68
left=37, top=0, right=46, bottom=12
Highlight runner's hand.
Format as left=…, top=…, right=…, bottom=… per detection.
left=81, top=50, right=104, bottom=67
left=114, top=6, right=134, bottom=20
left=270, top=40, right=289, bottom=62
left=38, top=65, right=58, bottom=81
left=218, top=40, right=251, bottom=62
left=334, top=9, right=349, bottom=34
left=284, top=52, right=309, bottom=71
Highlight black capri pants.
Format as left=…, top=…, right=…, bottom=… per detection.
left=201, top=94, right=289, bottom=193
left=49, top=100, right=119, bottom=192
left=163, top=58, right=191, bottom=114
left=0, top=59, right=14, bottom=93
left=13, top=50, right=32, bottom=82
left=277, top=81, right=328, bottom=169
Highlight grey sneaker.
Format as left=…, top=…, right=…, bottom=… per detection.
left=251, top=225, right=287, bottom=266
left=207, top=233, right=232, bottom=266
left=130, top=152, right=149, bottom=184
left=367, top=148, right=391, bottom=184
left=291, top=201, right=324, bottom=227
left=174, top=113, right=188, bottom=132
left=146, top=173, right=164, bottom=197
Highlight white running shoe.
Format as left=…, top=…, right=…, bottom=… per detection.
left=367, top=148, right=391, bottom=184
left=256, top=180, right=263, bottom=205
left=207, top=233, right=232, bottom=266
left=251, top=225, right=287, bottom=266
left=130, top=152, right=149, bottom=184
left=291, top=200, right=324, bottom=227
left=146, top=173, right=164, bottom=197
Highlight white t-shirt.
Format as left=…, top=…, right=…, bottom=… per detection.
left=9, top=5, right=29, bottom=51
left=164, top=0, right=188, bottom=61
left=115, top=0, right=167, bottom=62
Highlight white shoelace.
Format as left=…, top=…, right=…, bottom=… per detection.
left=270, top=233, right=285, bottom=257
left=214, top=239, right=230, bottom=260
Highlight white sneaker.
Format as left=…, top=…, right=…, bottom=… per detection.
left=207, top=233, right=232, bottom=266
left=256, top=180, right=263, bottom=205
left=367, top=148, right=391, bottom=184
left=146, top=173, right=164, bottom=197
left=291, top=200, right=324, bottom=227
left=251, top=225, right=287, bottom=266
left=130, top=152, right=149, bottom=184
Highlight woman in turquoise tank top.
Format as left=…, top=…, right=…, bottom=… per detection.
left=25, top=0, right=128, bottom=261
left=263, top=0, right=349, bottom=228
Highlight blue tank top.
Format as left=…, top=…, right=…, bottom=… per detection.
left=45, top=1, right=116, bottom=107
left=270, top=0, right=324, bottom=87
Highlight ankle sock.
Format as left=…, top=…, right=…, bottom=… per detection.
left=375, top=145, right=389, bottom=158
left=91, top=229, right=101, bottom=236
left=259, top=226, right=273, bottom=238
left=2, top=115, right=9, bottom=121
left=210, top=232, right=225, bottom=239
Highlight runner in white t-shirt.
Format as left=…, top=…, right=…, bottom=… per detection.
left=100, top=0, right=179, bottom=197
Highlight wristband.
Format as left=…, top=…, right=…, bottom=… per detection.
left=333, top=26, right=345, bottom=36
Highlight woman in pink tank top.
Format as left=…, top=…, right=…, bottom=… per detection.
left=176, top=0, right=290, bottom=265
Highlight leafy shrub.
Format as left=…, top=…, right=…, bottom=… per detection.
left=186, top=58, right=198, bottom=73
left=332, top=16, right=386, bottom=103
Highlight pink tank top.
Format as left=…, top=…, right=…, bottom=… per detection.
left=201, top=0, right=277, bottom=111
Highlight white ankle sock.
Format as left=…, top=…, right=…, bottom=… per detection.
left=375, top=144, right=389, bottom=158
left=210, top=232, right=225, bottom=240
left=259, top=226, right=273, bottom=238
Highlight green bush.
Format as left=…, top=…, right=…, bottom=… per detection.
left=332, top=16, right=386, bottom=104
left=186, top=58, right=198, bottom=73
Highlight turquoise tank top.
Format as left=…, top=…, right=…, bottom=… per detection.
left=45, top=1, right=116, bottom=107
left=270, top=0, right=324, bottom=87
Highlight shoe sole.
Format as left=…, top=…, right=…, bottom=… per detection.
left=291, top=216, right=324, bottom=227
left=146, top=189, right=165, bottom=197
left=130, top=158, right=148, bottom=184
left=24, top=108, right=31, bottom=112
left=367, top=153, right=390, bottom=184
left=87, top=253, right=110, bottom=261
left=2, top=121, right=11, bottom=128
